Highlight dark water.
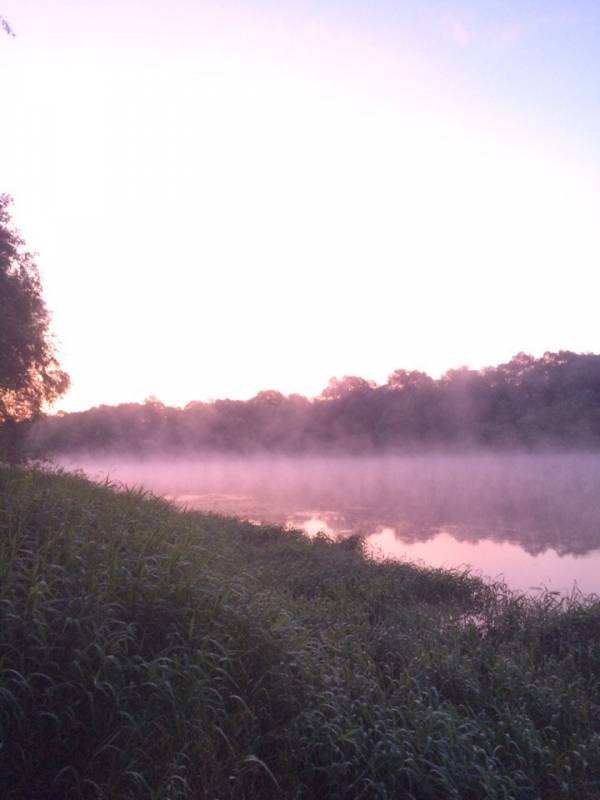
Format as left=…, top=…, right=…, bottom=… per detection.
left=60, top=453, right=600, bottom=596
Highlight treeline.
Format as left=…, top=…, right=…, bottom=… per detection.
left=31, top=351, right=600, bottom=454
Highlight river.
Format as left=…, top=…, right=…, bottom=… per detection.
left=59, top=452, right=600, bottom=596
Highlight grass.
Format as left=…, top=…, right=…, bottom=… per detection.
left=1, top=465, right=600, bottom=799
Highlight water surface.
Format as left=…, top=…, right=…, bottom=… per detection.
left=60, top=453, right=600, bottom=595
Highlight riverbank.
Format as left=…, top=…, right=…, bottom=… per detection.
left=1, top=465, right=600, bottom=798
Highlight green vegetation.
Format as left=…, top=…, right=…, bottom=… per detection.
left=0, top=194, right=69, bottom=462
left=31, top=351, right=600, bottom=455
left=2, top=467, right=600, bottom=799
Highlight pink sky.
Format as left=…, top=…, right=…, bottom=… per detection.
left=1, top=1, right=599, bottom=410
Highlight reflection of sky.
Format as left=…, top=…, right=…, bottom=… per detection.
left=286, top=514, right=600, bottom=595
left=280, top=517, right=600, bottom=596
left=366, top=528, right=600, bottom=598
left=2, top=1, right=600, bottom=410
left=291, top=516, right=335, bottom=539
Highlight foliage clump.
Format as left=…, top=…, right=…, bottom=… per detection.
left=0, top=195, right=69, bottom=460
left=1, top=466, right=600, bottom=798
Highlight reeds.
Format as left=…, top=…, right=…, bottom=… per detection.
left=1, top=465, right=600, bottom=798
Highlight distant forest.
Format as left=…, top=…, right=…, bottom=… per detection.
left=32, top=352, right=600, bottom=454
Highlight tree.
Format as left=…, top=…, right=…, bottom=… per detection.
left=0, top=195, right=69, bottom=460
left=320, top=376, right=376, bottom=400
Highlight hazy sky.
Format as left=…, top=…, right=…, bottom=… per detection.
left=1, top=0, right=599, bottom=410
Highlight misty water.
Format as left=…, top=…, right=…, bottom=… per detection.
left=59, top=453, right=600, bottom=596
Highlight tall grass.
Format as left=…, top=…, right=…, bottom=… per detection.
left=1, top=465, right=600, bottom=798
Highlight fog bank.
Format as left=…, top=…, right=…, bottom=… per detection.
left=58, top=452, right=600, bottom=557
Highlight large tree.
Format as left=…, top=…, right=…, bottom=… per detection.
left=0, top=195, right=69, bottom=459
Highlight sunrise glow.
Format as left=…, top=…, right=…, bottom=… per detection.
left=1, top=1, right=599, bottom=410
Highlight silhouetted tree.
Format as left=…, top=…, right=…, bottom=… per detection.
left=0, top=195, right=69, bottom=460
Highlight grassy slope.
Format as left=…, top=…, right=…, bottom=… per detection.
left=1, top=467, right=600, bottom=799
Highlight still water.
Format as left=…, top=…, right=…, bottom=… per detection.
left=60, top=453, right=600, bottom=596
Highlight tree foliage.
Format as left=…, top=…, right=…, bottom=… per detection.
left=32, top=351, right=600, bottom=455
left=0, top=195, right=69, bottom=457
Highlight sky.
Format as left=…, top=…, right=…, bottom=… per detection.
left=1, top=0, right=599, bottom=411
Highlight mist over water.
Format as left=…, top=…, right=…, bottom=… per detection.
left=58, top=452, right=600, bottom=595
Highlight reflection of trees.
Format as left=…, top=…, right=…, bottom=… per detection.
left=281, top=498, right=600, bottom=559
left=306, top=456, right=600, bottom=558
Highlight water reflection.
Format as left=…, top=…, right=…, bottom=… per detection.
left=60, top=453, right=600, bottom=595
left=366, top=528, right=600, bottom=597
